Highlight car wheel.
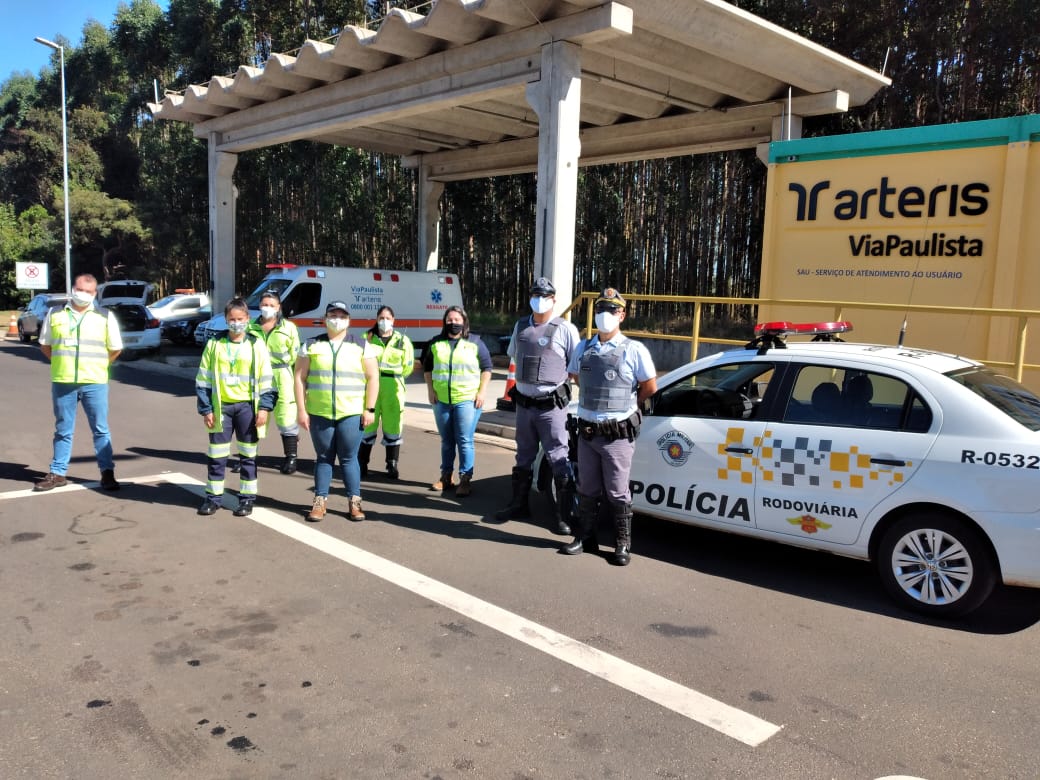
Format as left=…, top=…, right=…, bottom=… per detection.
left=877, top=512, right=997, bottom=617
left=18, top=323, right=31, bottom=343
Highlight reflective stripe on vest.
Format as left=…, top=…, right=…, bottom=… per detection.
left=49, top=308, right=111, bottom=384
left=249, top=318, right=299, bottom=369
left=366, top=331, right=411, bottom=375
left=304, top=338, right=367, bottom=419
left=430, top=338, right=480, bottom=404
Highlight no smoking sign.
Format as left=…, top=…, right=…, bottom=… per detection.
left=15, top=262, right=49, bottom=290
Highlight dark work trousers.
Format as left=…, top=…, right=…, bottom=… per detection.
left=514, top=403, right=573, bottom=479
left=206, top=401, right=259, bottom=502
left=576, top=434, right=635, bottom=503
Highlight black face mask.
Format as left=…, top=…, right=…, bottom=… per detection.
left=447, top=322, right=464, bottom=336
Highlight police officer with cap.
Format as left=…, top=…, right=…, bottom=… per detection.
left=562, top=288, right=656, bottom=565
left=495, top=277, right=581, bottom=533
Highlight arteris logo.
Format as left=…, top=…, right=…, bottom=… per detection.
left=787, top=514, right=833, bottom=534
left=787, top=177, right=989, bottom=222
left=656, top=430, right=694, bottom=466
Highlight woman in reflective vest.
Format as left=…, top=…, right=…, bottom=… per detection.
left=421, top=306, right=492, bottom=497
left=294, top=300, right=379, bottom=523
left=248, top=290, right=301, bottom=474
left=358, top=305, right=415, bottom=480
left=196, top=297, right=276, bottom=517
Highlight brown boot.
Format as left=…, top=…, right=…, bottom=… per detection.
left=455, top=473, right=473, bottom=498
left=34, top=472, right=67, bottom=492
left=431, top=471, right=454, bottom=491
left=306, top=495, right=327, bottom=522
left=348, top=495, right=366, bottom=522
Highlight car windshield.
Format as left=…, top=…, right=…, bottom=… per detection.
left=244, top=278, right=292, bottom=308
left=152, top=295, right=180, bottom=308
left=946, top=367, right=1040, bottom=431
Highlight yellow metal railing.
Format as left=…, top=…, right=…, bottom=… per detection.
left=560, top=293, right=1040, bottom=383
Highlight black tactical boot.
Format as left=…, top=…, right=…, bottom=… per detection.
left=358, top=442, right=373, bottom=478
left=552, top=473, right=576, bottom=536
left=609, top=500, right=633, bottom=566
left=280, top=435, right=298, bottom=474
left=385, top=444, right=401, bottom=480
left=562, top=494, right=599, bottom=555
left=494, top=467, right=533, bottom=521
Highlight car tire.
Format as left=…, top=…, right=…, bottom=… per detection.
left=877, top=512, right=997, bottom=618
left=18, top=323, right=31, bottom=343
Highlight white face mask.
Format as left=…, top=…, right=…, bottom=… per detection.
left=530, top=296, right=554, bottom=314
left=70, top=290, right=95, bottom=308
left=595, top=312, right=620, bottom=333
left=377, top=318, right=392, bottom=334
left=259, top=306, right=278, bottom=320
left=326, top=317, right=349, bottom=333
left=227, top=320, right=248, bottom=334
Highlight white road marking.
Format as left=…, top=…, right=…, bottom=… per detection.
left=0, top=471, right=176, bottom=500
left=2, top=471, right=782, bottom=747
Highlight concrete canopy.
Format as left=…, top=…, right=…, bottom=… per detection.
left=149, top=0, right=889, bottom=310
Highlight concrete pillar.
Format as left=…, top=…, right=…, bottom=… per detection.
left=208, top=133, right=238, bottom=308
left=418, top=166, right=444, bottom=271
left=526, top=40, right=581, bottom=311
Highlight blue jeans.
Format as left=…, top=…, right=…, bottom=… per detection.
left=50, top=382, right=113, bottom=475
left=309, top=414, right=364, bottom=499
left=432, top=400, right=481, bottom=477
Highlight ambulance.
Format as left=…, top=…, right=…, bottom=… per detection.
left=203, top=265, right=463, bottom=352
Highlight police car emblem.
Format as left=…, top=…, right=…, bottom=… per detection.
left=657, top=430, right=693, bottom=466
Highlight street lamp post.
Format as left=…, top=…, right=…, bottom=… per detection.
left=34, top=36, right=72, bottom=296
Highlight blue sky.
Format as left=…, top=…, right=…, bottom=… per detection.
left=1, top=0, right=167, bottom=85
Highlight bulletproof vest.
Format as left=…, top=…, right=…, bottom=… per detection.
left=515, top=316, right=567, bottom=385
left=578, top=337, right=635, bottom=413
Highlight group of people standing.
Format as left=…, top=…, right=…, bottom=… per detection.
left=35, top=274, right=657, bottom=566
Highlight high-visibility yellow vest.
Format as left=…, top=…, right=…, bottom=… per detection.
left=365, top=330, right=414, bottom=376
left=303, top=336, right=367, bottom=419
left=429, top=337, right=481, bottom=404
left=48, top=307, right=113, bottom=384
left=196, top=334, right=274, bottom=435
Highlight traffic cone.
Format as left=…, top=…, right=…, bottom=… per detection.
left=6, top=314, right=17, bottom=339
left=496, top=359, right=517, bottom=411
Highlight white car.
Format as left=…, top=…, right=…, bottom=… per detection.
left=543, top=321, right=1040, bottom=618
left=149, top=292, right=210, bottom=322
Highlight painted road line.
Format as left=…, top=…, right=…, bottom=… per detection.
left=2, top=471, right=782, bottom=747
left=0, top=472, right=181, bottom=500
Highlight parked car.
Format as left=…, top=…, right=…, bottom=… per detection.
left=16, top=293, right=69, bottom=342
left=104, top=303, right=161, bottom=358
left=150, top=292, right=211, bottom=323
left=97, top=280, right=154, bottom=307
left=162, top=303, right=212, bottom=345
left=193, top=317, right=212, bottom=346
left=537, top=320, right=1040, bottom=618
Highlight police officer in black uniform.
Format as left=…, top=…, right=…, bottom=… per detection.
left=495, top=277, right=582, bottom=533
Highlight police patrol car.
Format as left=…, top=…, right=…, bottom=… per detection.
left=574, top=321, right=1040, bottom=617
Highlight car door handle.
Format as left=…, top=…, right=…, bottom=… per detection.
left=870, top=457, right=906, bottom=467
left=725, top=446, right=754, bottom=455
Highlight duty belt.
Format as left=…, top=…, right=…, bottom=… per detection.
left=509, top=383, right=571, bottom=410
left=575, top=411, right=642, bottom=442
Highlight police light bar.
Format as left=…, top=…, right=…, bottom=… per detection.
left=753, top=321, right=853, bottom=337
left=265, top=263, right=298, bottom=269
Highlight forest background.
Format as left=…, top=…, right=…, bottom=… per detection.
left=1, top=0, right=1038, bottom=330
